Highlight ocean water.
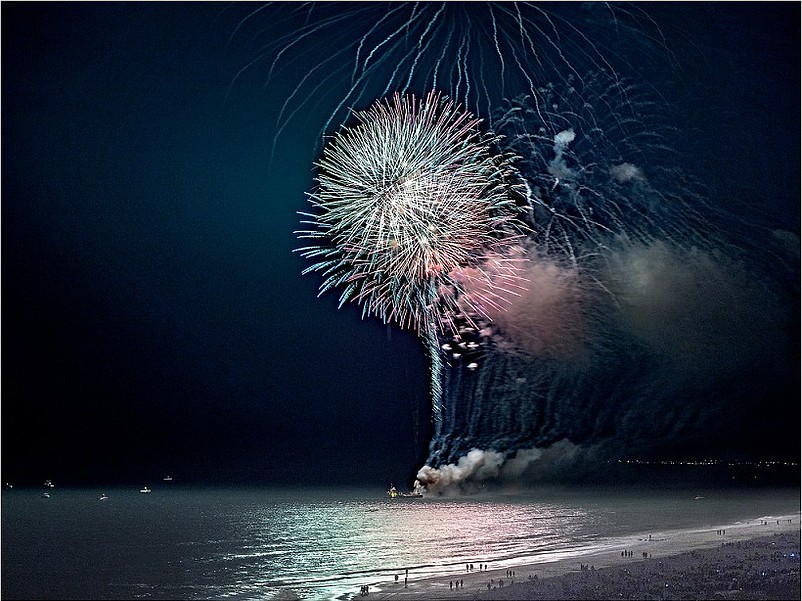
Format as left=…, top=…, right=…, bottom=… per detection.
left=2, top=485, right=799, bottom=600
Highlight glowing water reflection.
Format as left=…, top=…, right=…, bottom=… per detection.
left=195, top=487, right=798, bottom=599
left=226, top=493, right=592, bottom=598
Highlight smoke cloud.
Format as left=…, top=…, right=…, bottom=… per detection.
left=484, top=256, right=588, bottom=360
left=605, top=240, right=790, bottom=377
left=416, top=440, right=604, bottom=495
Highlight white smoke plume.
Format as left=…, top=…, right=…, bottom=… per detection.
left=548, top=129, right=577, bottom=181
left=610, top=162, right=646, bottom=184
left=415, top=440, right=599, bottom=495
left=415, top=448, right=504, bottom=495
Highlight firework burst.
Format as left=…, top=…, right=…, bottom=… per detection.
left=297, top=90, right=529, bottom=337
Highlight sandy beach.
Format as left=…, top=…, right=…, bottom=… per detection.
left=364, top=513, right=801, bottom=600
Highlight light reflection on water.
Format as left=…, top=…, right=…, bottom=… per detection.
left=224, top=494, right=589, bottom=598
left=185, top=487, right=798, bottom=600
left=247, top=498, right=579, bottom=578
left=2, top=486, right=799, bottom=600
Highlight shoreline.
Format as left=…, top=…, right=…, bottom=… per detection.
left=362, top=512, right=801, bottom=600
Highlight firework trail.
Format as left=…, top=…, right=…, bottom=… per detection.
left=230, top=2, right=670, bottom=158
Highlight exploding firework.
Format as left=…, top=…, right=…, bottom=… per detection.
left=296, top=90, right=529, bottom=338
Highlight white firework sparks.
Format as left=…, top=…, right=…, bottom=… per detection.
left=297, top=90, right=529, bottom=337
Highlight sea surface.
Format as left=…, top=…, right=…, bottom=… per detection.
left=2, top=485, right=799, bottom=600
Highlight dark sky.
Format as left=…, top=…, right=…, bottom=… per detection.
left=2, top=3, right=799, bottom=488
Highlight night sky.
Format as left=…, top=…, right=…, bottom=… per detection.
left=3, top=3, right=799, bottom=488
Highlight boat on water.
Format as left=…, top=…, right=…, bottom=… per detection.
left=162, top=475, right=173, bottom=482
left=386, top=484, right=423, bottom=498
left=42, top=492, right=51, bottom=498
left=139, top=486, right=152, bottom=494
left=99, top=493, right=109, bottom=501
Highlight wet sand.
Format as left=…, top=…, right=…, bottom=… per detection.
left=366, top=513, right=800, bottom=600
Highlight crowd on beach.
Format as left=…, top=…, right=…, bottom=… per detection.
left=477, top=531, right=800, bottom=600
left=352, top=520, right=799, bottom=600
